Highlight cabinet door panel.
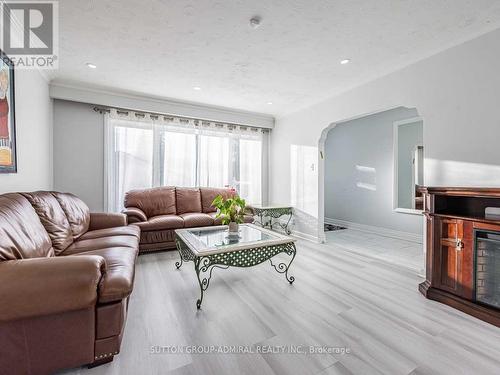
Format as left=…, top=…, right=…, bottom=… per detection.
left=439, top=219, right=461, bottom=292
left=437, top=218, right=473, bottom=299
left=460, top=221, right=473, bottom=299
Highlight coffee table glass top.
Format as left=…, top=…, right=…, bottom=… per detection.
left=175, top=224, right=295, bottom=256
left=192, top=225, right=274, bottom=247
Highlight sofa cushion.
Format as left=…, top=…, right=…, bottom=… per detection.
left=79, top=226, right=140, bottom=241
left=180, top=213, right=214, bottom=227
left=133, top=215, right=184, bottom=231
left=0, top=193, right=54, bottom=260
left=63, top=235, right=139, bottom=256
left=73, top=247, right=138, bottom=304
left=200, top=188, right=236, bottom=213
left=88, top=212, right=127, bottom=231
left=52, top=192, right=90, bottom=240
left=124, top=186, right=176, bottom=217
left=22, top=192, right=73, bottom=254
left=176, top=188, right=202, bottom=214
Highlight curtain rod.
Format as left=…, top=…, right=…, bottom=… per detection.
left=92, top=105, right=269, bottom=130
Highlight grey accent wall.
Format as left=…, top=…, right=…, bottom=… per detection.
left=53, top=100, right=104, bottom=210
left=324, top=107, right=422, bottom=235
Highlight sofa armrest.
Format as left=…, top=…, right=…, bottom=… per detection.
left=0, top=255, right=106, bottom=322
left=123, top=207, right=147, bottom=224
left=89, top=212, right=127, bottom=230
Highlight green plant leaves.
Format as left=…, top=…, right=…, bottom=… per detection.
left=211, top=194, right=246, bottom=224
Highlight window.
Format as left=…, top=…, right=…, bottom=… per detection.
left=105, top=110, right=267, bottom=212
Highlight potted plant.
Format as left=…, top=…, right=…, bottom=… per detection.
left=212, top=193, right=247, bottom=235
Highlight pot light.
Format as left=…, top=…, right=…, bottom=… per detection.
left=340, top=59, right=350, bottom=65
left=250, top=16, right=261, bottom=29
left=267, top=102, right=273, bottom=105
left=86, top=63, right=97, bottom=69
left=193, top=86, right=201, bottom=91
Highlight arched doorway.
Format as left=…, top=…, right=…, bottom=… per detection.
left=317, top=107, right=425, bottom=274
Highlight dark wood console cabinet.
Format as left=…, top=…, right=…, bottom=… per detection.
left=419, top=187, right=500, bottom=327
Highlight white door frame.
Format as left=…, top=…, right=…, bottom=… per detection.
left=392, top=116, right=424, bottom=215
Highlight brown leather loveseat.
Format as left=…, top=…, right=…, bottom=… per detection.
left=123, top=187, right=253, bottom=253
left=0, top=191, right=140, bottom=374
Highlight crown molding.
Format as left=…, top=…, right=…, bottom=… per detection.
left=49, top=82, right=275, bottom=129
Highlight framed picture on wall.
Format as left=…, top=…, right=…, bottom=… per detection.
left=0, top=49, right=16, bottom=174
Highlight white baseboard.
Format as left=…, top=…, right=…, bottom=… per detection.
left=290, top=229, right=320, bottom=243
left=325, top=217, right=423, bottom=244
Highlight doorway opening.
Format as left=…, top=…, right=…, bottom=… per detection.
left=318, top=107, right=425, bottom=273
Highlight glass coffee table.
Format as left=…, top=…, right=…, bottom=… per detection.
left=175, top=224, right=297, bottom=309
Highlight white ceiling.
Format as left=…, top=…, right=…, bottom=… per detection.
left=53, top=0, right=500, bottom=116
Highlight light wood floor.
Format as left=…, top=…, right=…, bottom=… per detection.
left=61, top=230, right=500, bottom=375
left=325, top=230, right=424, bottom=274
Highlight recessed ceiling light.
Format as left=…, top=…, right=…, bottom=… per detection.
left=267, top=102, right=273, bottom=105
left=250, top=16, right=261, bottom=29
left=340, top=59, right=350, bottom=65
left=86, top=63, right=97, bottom=69
left=193, top=86, right=201, bottom=91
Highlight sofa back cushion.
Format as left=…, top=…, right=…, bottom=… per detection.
left=124, top=186, right=176, bottom=217
left=0, top=193, right=54, bottom=260
left=52, top=192, right=90, bottom=240
left=200, top=188, right=236, bottom=213
left=22, top=192, right=73, bottom=254
left=176, top=188, right=202, bottom=214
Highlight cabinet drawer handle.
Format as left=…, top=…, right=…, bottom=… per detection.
left=440, top=238, right=465, bottom=250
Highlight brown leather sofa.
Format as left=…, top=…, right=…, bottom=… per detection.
left=123, top=187, right=253, bottom=253
left=0, top=191, right=140, bottom=374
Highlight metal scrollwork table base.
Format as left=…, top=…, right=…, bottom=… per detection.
left=252, top=206, right=293, bottom=235
left=175, top=224, right=297, bottom=309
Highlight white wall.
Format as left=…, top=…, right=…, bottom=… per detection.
left=324, top=107, right=422, bottom=236
left=271, top=27, right=500, bottom=241
left=0, top=70, right=53, bottom=193
left=53, top=100, right=104, bottom=210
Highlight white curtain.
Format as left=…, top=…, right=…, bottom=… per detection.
left=239, top=138, right=262, bottom=205
left=105, top=109, right=268, bottom=212
left=104, top=114, right=154, bottom=213
left=198, top=135, right=231, bottom=188
left=162, top=131, right=197, bottom=187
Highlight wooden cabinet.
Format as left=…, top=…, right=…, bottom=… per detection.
left=435, top=218, right=473, bottom=299
left=419, top=187, right=500, bottom=327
